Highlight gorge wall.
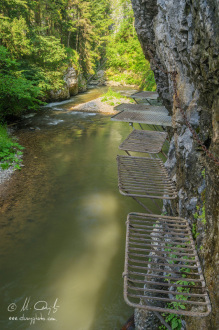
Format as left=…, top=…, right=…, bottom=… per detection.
left=130, top=0, right=219, bottom=329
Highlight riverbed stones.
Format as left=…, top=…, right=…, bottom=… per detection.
left=71, top=96, right=133, bottom=114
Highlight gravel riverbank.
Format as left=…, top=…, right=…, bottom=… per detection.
left=70, top=96, right=132, bottom=114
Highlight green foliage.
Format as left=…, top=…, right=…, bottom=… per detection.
left=31, top=35, right=67, bottom=68
left=193, top=170, right=206, bottom=234
left=193, top=209, right=199, bottom=220
left=161, top=307, right=182, bottom=330
left=159, top=304, right=183, bottom=330
left=0, top=17, right=31, bottom=57
left=0, top=125, right=24, bottom=170
left=0, top=46, right=42, bottom=118
left=193, top=203, right=206, bottom=226
left=101, top=88, right=123, bottom=101
left=101, top=87, right=134, bottom=105
left=0, top=0, right=155, bottom=117
left=0, top=0, right=113, bottom=116
left=192, top=223, right=199, bottom=239
left=28, top=35, right=70, bottom=93
left=66, top=48, right=80, bottom=70
left=201, top=206, right=206, bottom=225
left=105, top=0, right=156, bottom=90
left=160, top=243, right=198, bottom=329
left=88, top=0, right=112, bottom=73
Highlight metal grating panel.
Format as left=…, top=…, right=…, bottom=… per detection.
left=119, top=129, right=167, bottom=154
left=131, top=91, right=159, bottom=100
left=117, top=155, right=177, bottom=199
left=111, top=110, right=172, bottom=127
left=123, top=212, right=211, bottom=316
left=114, top=103, right=168, bottom=115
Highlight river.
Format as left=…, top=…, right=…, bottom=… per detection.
left=0, top=87, right=163, bottom=330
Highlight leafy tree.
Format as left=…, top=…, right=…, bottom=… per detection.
left=31, top=35, right=67, bottom=68
left=106, top=0, right=156, bottom=90
left=0, top=46, right=42, bottom=118
left=0, top=0, right=28, bottom=19
left=0, top=17, right=31, bottom=57
left=90, top=0, right=112, bottom=65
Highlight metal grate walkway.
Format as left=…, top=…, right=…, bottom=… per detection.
left=114, top=103, right=168, bottom=115
left=119, top=129, right=167, bottom=154
left=130, top=91, right=162, bottom=106
left=111, top=94, right=211, bottom=323
left=111, top=110, right=172, bottom=127
left=117, top=155, right=177, bottom=199
left=123, top=213, right=211, bottom=317
left=131, top=91, right=159, bottom=100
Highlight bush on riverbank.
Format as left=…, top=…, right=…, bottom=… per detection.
left=0, top=46, right=43, bottom=120
left=0, top=125, right=24, bottom=170
left=0, top=43, right=79, bottom=119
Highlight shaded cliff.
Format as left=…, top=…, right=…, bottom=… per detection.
left=131, top=0, right=219, bottom=329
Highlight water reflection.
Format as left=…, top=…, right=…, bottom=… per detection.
left=51, top=193, right=120, bottom=330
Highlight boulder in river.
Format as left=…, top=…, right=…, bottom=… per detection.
left=48, top=84, right=70, bottom=102
left=89, top=70, right=106, bottom=86
left=64, top=66, right=78, bottom=96
left=46, top=66, right=79, bottom=102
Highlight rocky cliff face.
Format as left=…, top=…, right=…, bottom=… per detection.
left=131, top=0, right=219, bottom=329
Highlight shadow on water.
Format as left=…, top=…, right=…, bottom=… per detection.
left=0, top=87, right=161, bottom=330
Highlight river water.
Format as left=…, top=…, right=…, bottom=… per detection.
left=0, top=87, right=162, bottom=330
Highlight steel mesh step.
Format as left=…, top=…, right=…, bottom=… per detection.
left=131, top=91, right=159, bottom=100
left=119, top=129, right=167, bottom=154
left=111, top=110, right=172, bottom=127
left=123, top=212, right=211, bottom=316
left=114, top=103, right=168, bottom=115
left=117, top=155, right=177, bottom=199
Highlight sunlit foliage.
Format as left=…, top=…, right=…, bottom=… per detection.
left=0, top=0, right=155, bottom=119
left=106, top=0, right=156, bottom=90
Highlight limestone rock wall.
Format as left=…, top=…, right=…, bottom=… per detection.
left=131, top=0, right=219, bottom=329
left=47, top=66, right=79, bottom=102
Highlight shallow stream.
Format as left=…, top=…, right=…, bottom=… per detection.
left=0, top=87, right=162, bottom=330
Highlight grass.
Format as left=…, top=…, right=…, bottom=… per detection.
left=0, top=124, right=24, bottom=170
left=105, top=68, right=157, bottom=91
left=101, top=88, right=134, bottom=105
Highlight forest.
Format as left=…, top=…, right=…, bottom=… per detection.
left=0, top=0, right=155, bottom=120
